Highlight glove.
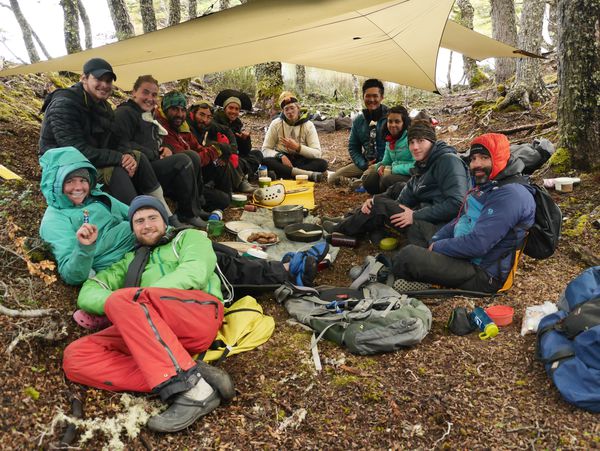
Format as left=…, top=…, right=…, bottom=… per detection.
left=229, top=153, right=239, bottom=168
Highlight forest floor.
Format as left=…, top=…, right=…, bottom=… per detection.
left=0, top=69, right=599, bottom=450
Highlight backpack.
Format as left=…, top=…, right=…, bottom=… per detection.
left=536, top=266, right=600, bottom=411
left=200, top=295, right=275, bottom=364
left=274, top=282, right=432, bottom=355
left=523, top=183, right=562, bottom=259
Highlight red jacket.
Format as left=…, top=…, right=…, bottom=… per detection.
left=156, top=108, right=220, bottom=166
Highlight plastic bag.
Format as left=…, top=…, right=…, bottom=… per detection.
left=520, top=301, right=558, bottom=336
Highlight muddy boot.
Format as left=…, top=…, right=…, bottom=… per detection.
left=195, top=360, right=236, bottom=401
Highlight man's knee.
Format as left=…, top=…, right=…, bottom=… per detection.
left=392, top=245, right=424, bottom=276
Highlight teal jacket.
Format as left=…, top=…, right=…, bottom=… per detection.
left=39, top=147, right=135, bottom=285
left=78, top=229, right=223, bottom=315
left=348, top=105, right=389, bottom=170
left=375, top=131, right=414, bottom=175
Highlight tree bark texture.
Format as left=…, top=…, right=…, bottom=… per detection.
left=60, top=0, right=82, bottom=54
left=456, top=0, right=478, bottom=87
left=546, top=0, right=558, bottom=52
left=8, top=0, right=40, bottom=63
left=168, top=0, right=181, bottom=26
left=295, top=65, right=306, bottom=94
left=139, top=0, right=157, bottom=32
left=491, top=0, right=517, bottom=84
left=557, top=0, right=600, bottom=170
left=106, top=0, right=135, bottom=40
left=188, top=0, right=197, bottom=19
left=77, top=0, right=92, bottom=49
left=255, top=62, right=284, bottom=112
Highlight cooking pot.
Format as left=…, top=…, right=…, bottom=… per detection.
left=272, top=205, right=307, bottom=229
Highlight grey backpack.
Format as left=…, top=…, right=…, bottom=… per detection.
left=274, top=282, right=432, bottom=355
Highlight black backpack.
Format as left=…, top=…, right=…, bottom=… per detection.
left=523, top=183, right=562, bottom=259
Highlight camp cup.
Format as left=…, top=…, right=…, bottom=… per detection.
left=231, top=194, right=247, bottom=207
left=207, top=219, right=224, bottom=237
left=258, top=177, right=272, bottom=188
left=272, top=204, right=307, bottom=229
left=295, top=174, right=309, bottom=184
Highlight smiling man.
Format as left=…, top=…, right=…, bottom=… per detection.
left=39, top=58, right=171, bottom=209
left=328, top=79, right=389, bottom=185
left=391, top=133, right=536, bottom=293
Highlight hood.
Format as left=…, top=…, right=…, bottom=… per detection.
left=157, top=106, right=192, bottom=133
left=41, top=83, right=85, bottom=113
left=361, top=104, right=389, bottom=122
left=39, top=147, right=99, bottom=209
left=470, top=133, right=510, bottom=180
left=213, top=108, right=243, bottom=129
left=279, top=109, right=311, bottom=126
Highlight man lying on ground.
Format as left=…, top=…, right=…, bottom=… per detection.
left=39, top=58, right=172, bottom=210
left=391, top=133, right=536, bottom=293
left=261, top=91, right=328, bottom=181
left=328, top=78, right=389, bottom=185
left=63, top=196, right=232, bottom=433
left=39, top=147, right=325, bottom=296
left=324, top=119, right=469, bottom=245
left=155, top=91, right=230, bottom=210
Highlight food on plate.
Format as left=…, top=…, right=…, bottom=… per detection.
left=246, top=231, right=278, bottom=244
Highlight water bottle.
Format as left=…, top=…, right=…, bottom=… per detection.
left=208, top=209, right=223, bottom=221
left=258, top=165, right=268, bottom=178
left=469, top=307, right=499, bottom=340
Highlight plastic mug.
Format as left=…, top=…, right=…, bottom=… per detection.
left=207, top=220, right=224, bottom=237
left=258, top=177, right=272, bottom=188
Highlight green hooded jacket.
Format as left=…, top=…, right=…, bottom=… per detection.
left=78, top=228, right=223, bottom=315
left=39, top=147, right=135, bottom=285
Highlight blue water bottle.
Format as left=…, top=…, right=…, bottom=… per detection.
left=469, top=307, right=499, bottom=340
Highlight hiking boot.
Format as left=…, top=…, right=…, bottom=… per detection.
left=350, top=178, right=364, bottom=190
left=321, top=220, right=340, bottom=234
left=309, top=172, right=325, bottom=183
left=147, top=383, right=220, bottom=433
left=179, top=216, right=207, bottom=229
left=195, top=360, right=236, bottom=401
left=168, top=214, right=187, bottom=228
left=237, top=178, right=256, bottom=193
left=392, top=278, right=432, bottom=293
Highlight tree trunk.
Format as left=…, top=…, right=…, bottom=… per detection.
left=557, top=0, right=600, bottom=171
left=8, top=0, right=40, bottom=63
left=60, top=0, right=82, bottom=54
left=30, top=28, right=52, bottom=59
left=446, top=50, right=453, bottom=91
left=188, top=0, right=197, bottom=19
left=168, top=0, right=181, bottom=26
left=456, top=0, right=478, bottom=87
left=77, top=0, right=92, bottom=49
left=498, top=0, right=548, bottom=110
left=106, top=0, right=135, bottom=40
left=255, top=62, right=284, bottom=113
left=295, top=65, right=306, bottom=94
left=352, top=74, right=361, bottom=109
left=491, top=0, right=517, bottom=85
left=139, top=0, right=157, bottom=32
left=546, top=0, right=558, bottom=52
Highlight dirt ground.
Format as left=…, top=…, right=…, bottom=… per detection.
left=0, top=71, right=599, bottom=450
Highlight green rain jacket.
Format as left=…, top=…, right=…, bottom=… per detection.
left=78, top=228, right=223, bottom=315
left=39, top=147, right=135, bottom=285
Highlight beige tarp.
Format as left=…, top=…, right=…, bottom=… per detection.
left=0, top=0, right=532, bottom=92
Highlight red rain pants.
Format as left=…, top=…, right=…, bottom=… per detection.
left=63, top=287, right=223, bottom=393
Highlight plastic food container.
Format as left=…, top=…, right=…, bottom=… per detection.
left=485, top=305, right=514, bottom=327
left=379, top=237, right=398, bottom=251
left=231, top=194, right=247, bottom=207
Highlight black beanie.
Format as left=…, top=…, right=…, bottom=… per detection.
left=469, top=143, right=491, bottom=157
left=64, top=168, right=91, bottom=185
left=407, top=119, right=436, bottom=143
left=128, top=195, right=169, bottom=229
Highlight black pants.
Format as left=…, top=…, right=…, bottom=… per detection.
left=105, top=153, right=160, bottom=205
left=151, top=153, right=203, bottom=218
left=392, top=245, right=502, bottom=293
left=363, top=172, right=410, bottom=195
left=213, top=243, right=289, bottom=295
left=263, top=154, right=328, bottom=179
left=239, top=150, right=263, bottom=179
left=203, top=163, right=233, bottom=198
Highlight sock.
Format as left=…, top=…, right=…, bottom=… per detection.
left=183, top=377, right=213, bottom=401
left=146, top=187, right=173, bottom=217
left=291, top=167, right=313, bottom=177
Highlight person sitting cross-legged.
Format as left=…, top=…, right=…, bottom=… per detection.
left=391, top=133, right=536, bottom=294
left=261, top=92, right=328, bottom=181
left=324, top=119, right=469, bottom=246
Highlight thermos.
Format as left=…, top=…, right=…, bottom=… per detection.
left=469, top=307, right=499, bottom=340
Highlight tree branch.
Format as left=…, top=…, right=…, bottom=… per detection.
left=493, top=120, right=557, bottom=135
